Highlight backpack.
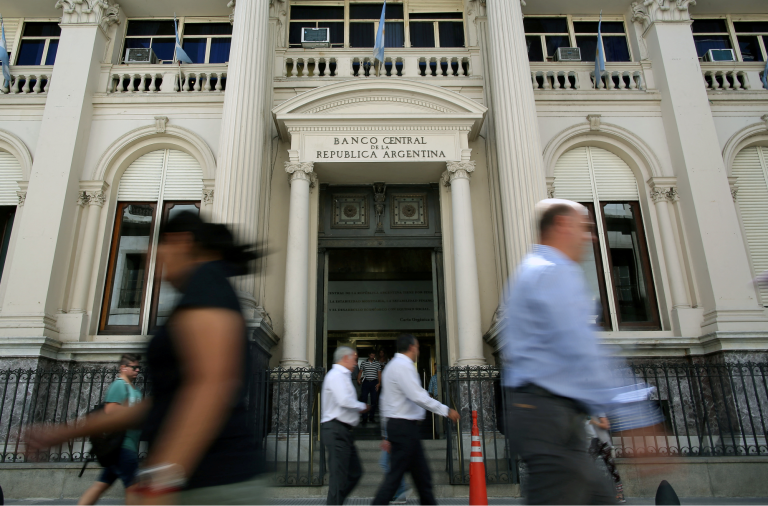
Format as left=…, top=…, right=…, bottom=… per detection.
left=78, top=381, right=129, bottom=477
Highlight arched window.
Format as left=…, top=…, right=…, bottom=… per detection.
left=732, top=146, right=768, bottom=307
left=553, top=146, right=660, bottom=331
left=100, top=149, right=204, bottom=335
left=0, top=150, right=23, bottom=284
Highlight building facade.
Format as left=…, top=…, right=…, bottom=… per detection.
left=0, top=0, right=766, bottom=372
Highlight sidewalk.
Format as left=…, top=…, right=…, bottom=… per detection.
left=7, top=498, right=768, bottom=505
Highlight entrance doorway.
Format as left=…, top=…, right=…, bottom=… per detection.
left=315, top=184, right=448, bottom=439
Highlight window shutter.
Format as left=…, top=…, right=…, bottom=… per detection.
left=553, top=147, right=594, bottom=201
left=0, top=150, right=23, bottom=206
left=162, top=150, right=204, bottom=201
left=590, top=148, right=639, bottom=200
left=732, top=146, right=768, bottom=305
left=117, top=150, right=165, bottom=201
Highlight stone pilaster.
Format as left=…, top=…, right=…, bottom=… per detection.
left=484, top=0, right=547, bottom=279
left=443, top=161, right=485, bottom=366
left=0, top=2, right=111, bottom=341
left=212, top=0, right=271, bottom=319
left=70, top=182, right=109, bottom=313
left=280, top=162, right=315, bottom=368
left=638, top=0, right=768, bottom=337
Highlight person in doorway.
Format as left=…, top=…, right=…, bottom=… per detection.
left=501, top=199, right=617, bottom=505
left=378, top=349, right=390, bottom=369
left=321, top=347, right=370, bottom=505
left=78, top=354, right=143, bottom=505
left=27, top=212, right=267, bottom=504
left=373, top=334, right=460, bottom=505
left=358, top=351, right=381, bottom=424
left=428, top=365, right=439, bottom=399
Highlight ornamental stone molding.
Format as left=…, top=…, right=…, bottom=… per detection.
left=87, top=190, right=107, bottom=207
left=77, top=191, right=89, bottom=207
left=763, top=114, right=768, bottom=130
left=443, top=161, right=476, bottom=185
left=154, top=116, right=168, bottom=134
left=650, top=186, right=678, bottom=203
left=203, top=189, right=215, bottom=205
left=631, top=0, right=697, bottom=32
left=546, top=177, right=556, bottom=199
left=55, top=0, right=121, bottom=32
left=587, top=114, right=602, bottom=131
left=728, top=177, right=739, bottom=201
left=228, top=0, right=236, bottom=25
left=17, top=191, right=26, bottom=207
left=285, top=161, right=316, bottom=185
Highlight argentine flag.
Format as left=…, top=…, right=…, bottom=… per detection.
left=594, top=12, right=606, bottom=89
left=373, top=0, right=386, bottom=64
left=0, top=16, right=11, bottom=89
left=174, top=14, right=193, bottom=64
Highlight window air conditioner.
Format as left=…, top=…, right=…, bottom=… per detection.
left=125, top=47, right=158, bottom=64
left=554, top=47, right=582, bottom=62
left=704, top=49, right=736, bottom=62
left=302, top=27, right=330, bottom=49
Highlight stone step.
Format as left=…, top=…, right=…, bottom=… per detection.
left=270, top=483, right=521, bottom=499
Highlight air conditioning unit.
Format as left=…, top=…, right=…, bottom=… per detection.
left=554, top=47, right=582, bottom=62
left=125, top=47, right=158, bottom=64
left=301, top=27, right=330, bottom=49
left=704, top=49, right=736, bottom=62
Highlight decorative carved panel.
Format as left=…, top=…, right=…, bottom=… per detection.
left=391, top=193, right=428, bottom=228
left=332, top=194, right=369, bottom=228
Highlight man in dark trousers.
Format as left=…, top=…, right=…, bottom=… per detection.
left=373, top=334, right=459, bottom=505
left=321, top=347, right=370, bottom=505
left=502, top=199, right=617, bottom=504
left=357, top=350, right=381, bottom=424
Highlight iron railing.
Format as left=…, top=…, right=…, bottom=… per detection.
left=443, top=361, right=768, bottom=485
left=0, top=368, right=150, bottom=463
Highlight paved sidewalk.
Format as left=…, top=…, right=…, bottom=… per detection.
left=7, top=498, right=768, bottom=505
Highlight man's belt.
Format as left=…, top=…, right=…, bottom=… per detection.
left=325, top=419, right=353, bottom=430
left=510, top=383, right=588, bottom=413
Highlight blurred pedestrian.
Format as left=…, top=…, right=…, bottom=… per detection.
left=501, top=199, right=616, bottom=505
left=373, top=334, right=460, bottom=505
left=358, top=351, right=381, bottom=424
left=587, top=415, right=625, bottom=503
left=78, top=354, right=143, bottom=505
left=321, top=347, right=370, bottom=505
left=27, top=212, right=267, bottom=504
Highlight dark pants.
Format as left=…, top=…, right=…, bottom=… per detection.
left=360, top=379, right=379, bottom=422
left=373, top=418, right=435, bottom=505
left=322, top=420, right=362, bottom=505
left=506, top=389, right=616, bottom=505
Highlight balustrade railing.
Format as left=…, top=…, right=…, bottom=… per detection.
left=278, top=49, right=478, bottom=80
left=529, top=63, right=646, bottom=92
left=700, top=63, right=767, bottom=92
left=0, top=66, right=53, bottom=95
left=105, top=64, right=228, bottom=94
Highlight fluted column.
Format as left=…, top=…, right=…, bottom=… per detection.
left=649, top=181, right=689, bottom=310
left=444, top=161, right=485, bottom=366
left=280, top=162, right=315, bottom=367
left=485, top=0, right=547, bottom=277
left=212, top=0, right=270, bottom=313
left=70, top=184, right=108, bottom=312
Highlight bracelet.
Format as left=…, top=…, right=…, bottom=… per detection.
left=136, top=463, right=186, bottom=495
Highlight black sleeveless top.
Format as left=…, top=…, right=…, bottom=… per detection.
left=143, top=260, right=261, bottom=490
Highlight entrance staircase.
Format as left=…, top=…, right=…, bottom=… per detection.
left=270, top=439, right=519, bottom=499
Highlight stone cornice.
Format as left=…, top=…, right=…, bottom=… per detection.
left=631, top=0, right=696, bottom=32
left=55, top=0, right=121, bottom=32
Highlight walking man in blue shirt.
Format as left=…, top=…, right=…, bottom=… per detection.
left=502, top=199, right=616, bottom=505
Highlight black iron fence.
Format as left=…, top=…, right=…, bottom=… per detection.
left=443, top=361, right=768, bottom=485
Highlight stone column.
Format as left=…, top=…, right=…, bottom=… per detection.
left=649, top=181, right=689, bottom=310
left=633, top=1, right=768, bottom=336
left=212, top=0, right=271, bottom=317
left=443, top=161, right=485, bottom=366
left=70, top=183, right=108, bottom=312
left=485, top=0, right=547, bottom=277
left=280, top=162, right=315, bottom=368
left=0, top=1, right=118, bottom=341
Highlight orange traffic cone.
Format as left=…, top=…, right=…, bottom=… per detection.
left=469, top=410, right=488, bottom=505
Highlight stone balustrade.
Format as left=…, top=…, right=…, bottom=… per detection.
left=0, top=66, right=53, bottom=95
left=277, top=49, right=480, bottom=80
left=529, top=63, right=646, bottom=92
left=104, top=64, right=228, bottom=94
left=699, top=63, right=765, bottom=92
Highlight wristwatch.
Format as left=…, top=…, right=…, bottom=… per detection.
left=135, top=463, right=187, bottom=496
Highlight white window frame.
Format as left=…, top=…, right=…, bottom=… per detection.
left=691, top=15, right=768, bottom=62
left=523, top=15, right=633, bottom=62
left=120, top=17, right=231, bottom=65
left=180, top=19, right=234, bottom=64
left=14, top=20, right=61, bottom=66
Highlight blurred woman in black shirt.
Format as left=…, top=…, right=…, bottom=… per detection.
left=27, top=213, right=265, bottom=504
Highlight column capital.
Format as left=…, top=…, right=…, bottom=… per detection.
left=285, top=161, right=316, bottom=185
left=86, top=190, right=107, bottom=207
left=650, top=186, right=679, bottom=203
left=443, top=161, right=476, bottom=185
left=55, top=0, right=121, bottom=32
left=17, top=191, right=27, bottom=207
left=728, top=176, right=739, bottom=201
left=203, top=189, right=215, bottom=205
left=77, top=191, right=89, bottom=208
left=631, top=0, right=696, bottom=32
left=228, top=0, right=236, bottom=25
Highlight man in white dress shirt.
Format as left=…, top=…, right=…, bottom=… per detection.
left=321, top=347, right=370, bottom=505
left=373, top=334, right=460, bottom=505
